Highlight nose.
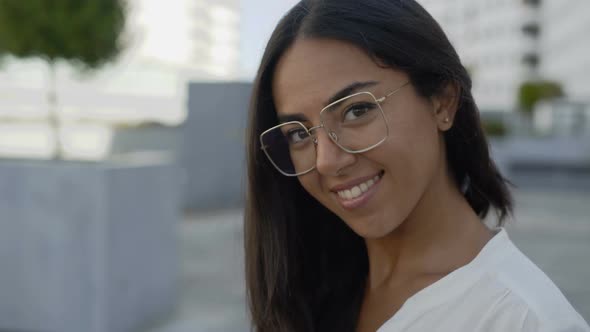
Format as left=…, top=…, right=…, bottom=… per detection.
left=314, top=129, right=356, bottom=176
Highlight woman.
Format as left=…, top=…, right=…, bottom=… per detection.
left=244, top=0, right=589, bottom=331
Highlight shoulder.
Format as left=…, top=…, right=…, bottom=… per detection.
left=477, top=230, right=589, bottom=331
left=476, top=289, right=589, bottom=332
left=377, top=229, right=589, bottom=332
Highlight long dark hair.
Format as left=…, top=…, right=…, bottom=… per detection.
left=244, top=1, right=513, bottom=331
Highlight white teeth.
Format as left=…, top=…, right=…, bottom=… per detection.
left=360, top=183, right=368, bottom=192
left=337, top=173, right=382, bottom=200
left=344, top=189, right=352, bottom=199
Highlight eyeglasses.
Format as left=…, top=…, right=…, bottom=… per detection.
left=260, top=81, right=410, bottom=176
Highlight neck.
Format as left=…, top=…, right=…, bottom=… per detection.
left=364, top=166, right=493, bottom=291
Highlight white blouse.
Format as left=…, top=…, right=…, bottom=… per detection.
left=377, top=229, right=589, bottom=332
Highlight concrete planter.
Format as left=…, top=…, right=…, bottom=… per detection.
left=0, top=154, right=180, bottom=332
left=182, top=82, right=252, bottom=212
left=489, top=137, right=590, bottom=190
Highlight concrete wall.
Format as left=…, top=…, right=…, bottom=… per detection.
left=182, top=82, right=252, bottom=211
left=0, top=156, right=180, bottom=332
left=490, top=137, right=590, bottom=191
left=110, top=124, right=181, bottom=159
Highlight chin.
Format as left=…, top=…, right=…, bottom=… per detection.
left=344, top=213, right=404, bottom=239
left=352, top=227, right=393, bottom=240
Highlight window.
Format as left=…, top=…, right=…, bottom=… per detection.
left=522, top=22, right=540, bottom=38
left=523, top=0, right=541, bottom=7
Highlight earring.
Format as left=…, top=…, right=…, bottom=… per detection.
left=443, top=117, right=450, bottom=123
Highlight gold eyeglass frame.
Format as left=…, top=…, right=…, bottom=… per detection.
left=260, top=81, right=410, bottom=177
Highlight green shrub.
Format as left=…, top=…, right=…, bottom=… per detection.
left=518, top=80, right=564, bottom=115
left=0, top=0, right=127, bottom=158
left=482, top=119, right=508, bottom=137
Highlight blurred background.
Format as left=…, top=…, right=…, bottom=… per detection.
left=0, top=0, right=588, bottom=331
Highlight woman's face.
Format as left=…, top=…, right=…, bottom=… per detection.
left=272, top=38, right=451, bottom=238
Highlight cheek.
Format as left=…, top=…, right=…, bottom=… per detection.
left=388, top=119, right=440, bottom=181
left=379, top=107, right=442, bottom=199
left=386, top=99, right=440, bottom=166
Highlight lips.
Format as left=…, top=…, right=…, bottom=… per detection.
left=336, top=173, right=380, bottom=199
left=331, top=170, right=384, bottom=202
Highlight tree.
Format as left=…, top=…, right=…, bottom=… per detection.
left=518, top=80, right=564, bottom=116
left=0, top=0, right=126, bottom=158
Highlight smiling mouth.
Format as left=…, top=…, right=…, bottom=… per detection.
left=336, top=170, right=384, bottom=200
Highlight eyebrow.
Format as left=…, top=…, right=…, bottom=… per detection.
left=277, top=80, right=380, bottom=124
left=277, top=113, right=307, bottom=123
left=325, top=80, right=379, bottom=106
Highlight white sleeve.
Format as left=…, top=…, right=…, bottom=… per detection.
left=479, top=298, right=538, bottom=331
left=478, top=294, right=590, bottom=332
left=491, top=302, right=590, bottom=332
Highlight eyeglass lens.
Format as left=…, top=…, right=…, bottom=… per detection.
left=261, top=92, right=387, bottom=176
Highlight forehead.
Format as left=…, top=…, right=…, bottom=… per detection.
left=272, top=38, right=402, bottom=116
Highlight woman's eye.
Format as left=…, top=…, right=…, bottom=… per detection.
left=286, top=129, right=309, bottom=144
left=342, top=103, right=376, bottom=121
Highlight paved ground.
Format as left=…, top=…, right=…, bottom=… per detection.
left=505, top=189, right=590, bottom=321
left=144, top=188, right=590, bottom=332
left=144, top=210, right=248, bottom=332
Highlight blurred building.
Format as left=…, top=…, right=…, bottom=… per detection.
left=539, top=1, right=590, bottom=100
left=419, top=0, right=590, bottom=112
left=133, top=0, right=240, bottom=78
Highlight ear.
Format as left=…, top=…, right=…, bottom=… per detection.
left=431, top=81, right=460, bottom=132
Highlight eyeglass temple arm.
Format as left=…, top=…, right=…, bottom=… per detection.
left=376, top=81, right=411, bottom=103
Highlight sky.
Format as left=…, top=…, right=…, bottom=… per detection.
left=239, top=0, right=299, bottom=78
